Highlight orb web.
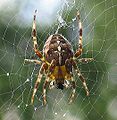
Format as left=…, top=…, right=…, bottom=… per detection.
left=0, top=0, right=117, bottom=120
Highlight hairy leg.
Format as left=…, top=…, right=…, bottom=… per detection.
left=68, top=80, right=76, bottom=104
left=71, top=59, right=89, bottom=96
left=74, top=11, right=83, bottom=58
left=77, top=58, right=94, bottom=63
left=32, top=10, right=43, bottom=60
left=31, top=63, right=47, bottom=104
left=24, top=59, right=41, bottom=64
left=43, top=78, right=49, bottom=105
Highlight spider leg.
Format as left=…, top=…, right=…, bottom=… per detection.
left=31, top=73, right=42, bottom=104
left=49, top=59, right=56, bottom=74
left=76, top=69, right=89, bottom=96
left=49, top=81, right=55, bottom=89
left=71, top=59, right=89, bottom=96
left=32, top=10, right=43, bottom=60
left=24, top=59, right=41, bottom=64
left=31, top=63, right=47, bottom=104
left=65, top=59, right=72, bottom=74
left=68, top=80, right=76, bottom=104
left=65, top=59, right=76, bottom=104
left=43, top=78, right=49, bottom=105
left=74, top=11, right=83, bottom=58
left=42, top=59, right=56, bottom=105
left=77, top=58, right=94, bottom=64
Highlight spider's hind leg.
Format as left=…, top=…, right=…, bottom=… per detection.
left=72, top=59, right=89, bottom=96
left=65, top=59, right=76, bottom=104
left=43, top=78, right=49, bottom=106
left=76, top=69, right=89, bottom=96
left=68, top=80, right=76, bottom=104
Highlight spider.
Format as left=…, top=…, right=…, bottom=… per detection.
left=25, top=10, right=94, bottom=105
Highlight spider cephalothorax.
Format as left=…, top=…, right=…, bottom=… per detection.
left=25, top=10, right=94, bottom=105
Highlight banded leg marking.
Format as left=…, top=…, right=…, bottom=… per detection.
left=76, top=70, right=89, bottom=96
left=43, top=78, right=49, bottom=105
left=31, top=63, right=47, bottom=104
left=78, top=58, right=94, bottom=63
left=71, top=59, right=89, bottom=96
left=32, top=10, right=38, bottom=50
left=68, top=80, right=76, bottom=104
left=32, top=10, right=43, bottom=59
left=75, top=11, right=83, bottom=58
left=31, top=73, right=42, bottom=104
left=24, top=59, right=41, bottom=64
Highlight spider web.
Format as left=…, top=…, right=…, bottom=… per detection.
left=0, top=0, right=117, bottom=120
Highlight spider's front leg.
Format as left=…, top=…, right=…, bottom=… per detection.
left=32, top=10, right=43, bottom=60
left=74, top=11, right=83, bottom=58
left=31, top=62, right=48, bottom=104
left=24, top=10, right=44, bottom=65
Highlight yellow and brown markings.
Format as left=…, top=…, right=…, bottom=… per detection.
left=48, top=65, right=72, bottom=80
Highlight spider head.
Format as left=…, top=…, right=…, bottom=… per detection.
left=57, top=83, right=64, bottom=90
left=56, top=78, right=64, bottom=90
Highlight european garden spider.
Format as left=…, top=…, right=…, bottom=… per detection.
left=25, top=10, right=94, bottom=105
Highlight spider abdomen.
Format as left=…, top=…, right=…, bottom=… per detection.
left=43, top=34, right=74, bottom=66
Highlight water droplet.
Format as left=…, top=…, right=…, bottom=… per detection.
left=17, top=105, right=20, bottom=108
left=26, top=104, right=28, bottom=107
left=55, top=112, right=57, bottom=115
left=72, top=17, right=76, bottom=21
left=57, top=15, right=67, bottom=28
left=34, top=107, right=37, bottom=111
left=26, top=78, right=30, bottom=82
left=63, top=113, right=66, bottom=117
left=7, top=73, right=10, bottom=76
